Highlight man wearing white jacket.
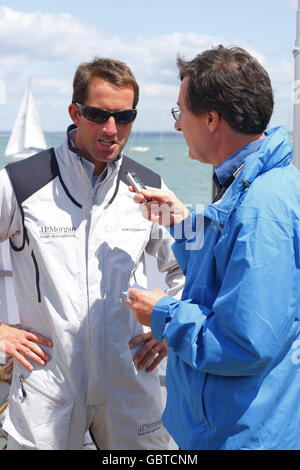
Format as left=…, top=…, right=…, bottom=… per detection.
left=0, top=58, right=184, bottom=450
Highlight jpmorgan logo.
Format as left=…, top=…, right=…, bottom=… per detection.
left=39, top=225, right=76, bottom=239
left=137, top=419, right=161, bottom=436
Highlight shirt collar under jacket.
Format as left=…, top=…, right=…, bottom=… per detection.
left=213, top=136, right=265, bottom=193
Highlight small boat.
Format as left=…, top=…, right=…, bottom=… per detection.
left=155, top=131, right=165, bottom=160
left=4, top=79, right=47, bottom=161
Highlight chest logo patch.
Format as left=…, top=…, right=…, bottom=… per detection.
left=39, top=225, right=77, bottom=239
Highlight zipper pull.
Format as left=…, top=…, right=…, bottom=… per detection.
left=19, top=375, right=27, bottom=398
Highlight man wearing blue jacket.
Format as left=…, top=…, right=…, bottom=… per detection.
left=126, top=45, right=300, bottom=450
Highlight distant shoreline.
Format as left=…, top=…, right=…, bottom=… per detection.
left=0, top=131, right=186, bottom=137
left=0, top=130, right=294, bottom=138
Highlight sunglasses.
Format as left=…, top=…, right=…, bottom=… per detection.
left=76, top=103, right=137, bottom=125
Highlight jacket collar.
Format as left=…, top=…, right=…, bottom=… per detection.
left=213, top=137, right=264, bottom=192
left=205, top=126, right=293, bottom=223
left=54, top=125, right=124, bottom=207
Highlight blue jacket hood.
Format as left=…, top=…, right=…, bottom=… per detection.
left=205, top=126, right=293, bottom=222
left=243, top=126, right=293, bottom=182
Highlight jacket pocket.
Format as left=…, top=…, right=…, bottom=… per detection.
left=8, top=373, right=74, bottom=450
left=189, top=371, right=210, bottom=428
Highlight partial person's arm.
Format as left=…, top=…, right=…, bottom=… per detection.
left=0, top=169, right=52, bottom=370
left=127, top=187, right=299, bottom=376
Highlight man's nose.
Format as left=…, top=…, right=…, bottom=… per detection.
left=174, top=119, right=182, bottom=132
left=103, top=116, right=117, bottom=134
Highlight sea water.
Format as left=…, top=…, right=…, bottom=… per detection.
left=0, top=131, right=214, bottom=207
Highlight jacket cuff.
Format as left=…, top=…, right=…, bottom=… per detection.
left=151, top=295, right=175, bottom=341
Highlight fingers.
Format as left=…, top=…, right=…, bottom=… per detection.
left=127, top=287, right=165, bottom=302
left=145, top=352, right=164, bottom=373
left=129, top=331, right=152, bottom=348
left=26, top=331, right=53, bottom=348
left=12, top=350, right=37, bottom=371
left=126, top=288, right=167, bottom=327
left=19, top=341, right=51, bottom=365
left=142, top=341, right=168, bottom=373
left=140, top=187, right=174, bottom=204
left=125, top=298, right=152, bottom=327
left=129, top=334, right=168, bottom=372
left=0, top=324, right=52, bottom=371
left=131, top=186, right=188, bottom=226
left=5, top=342, right=51, bottom=371
left=130, top=185, right=175, bottom=206
left=133, top=192, right=146, bottom=204
left=138, top=199, right=161, bottom=224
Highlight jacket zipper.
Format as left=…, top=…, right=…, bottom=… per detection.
left=19, top=375, right=27, bottom=398
left=31, top=250, right=41, bottom=303
left=82, top=163, right=116, bottom=405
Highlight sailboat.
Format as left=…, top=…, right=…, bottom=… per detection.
left=4, top=79, right=47, bottom=161
left=155, top=131, right=165, bottom=160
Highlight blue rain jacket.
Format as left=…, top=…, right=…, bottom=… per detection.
left=152, top=127, right=300, bottom=450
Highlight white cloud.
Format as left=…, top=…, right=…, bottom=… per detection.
left=142, top=82, right=178, bottom=97
left=286, top=0, right=298, bottom=8
left=0, top=7, right=100, bottom=61
left=0, top=6, right=295, bottom=132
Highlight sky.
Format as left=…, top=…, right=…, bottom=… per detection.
left=0, top=0, right=298, bottom=132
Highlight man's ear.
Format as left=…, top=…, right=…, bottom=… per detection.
left=206, top=110, right=220, bottom=132
left=68, top=104, right=80, bottom=126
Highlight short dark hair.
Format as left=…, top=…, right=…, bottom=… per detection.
left=177, top=45, right=274, bottom=134
left=72, top=57, right=139, bottom=108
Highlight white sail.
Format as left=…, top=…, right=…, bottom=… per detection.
left=4, top=79, right=47, bottom=158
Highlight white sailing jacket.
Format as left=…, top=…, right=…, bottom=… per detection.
left=0, top=126, right=184, bottom=449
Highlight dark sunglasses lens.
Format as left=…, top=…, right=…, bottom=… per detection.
left=81, top=105, right=136, bottom=124
left=83, top=107, right=109, bottom=123
left=114, top=109, right=137, bottom=124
